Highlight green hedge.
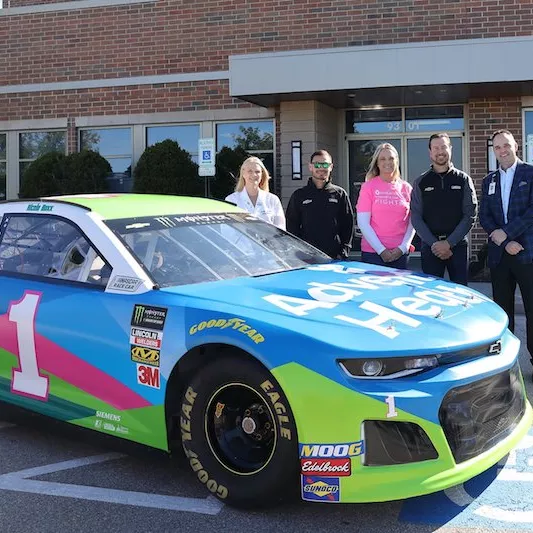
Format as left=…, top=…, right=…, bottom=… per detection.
left=19, top=150, right=111, bottom=198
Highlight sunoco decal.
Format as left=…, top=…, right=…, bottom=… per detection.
left=131, top=304, right=167, bottom=331
left=301, top=476, right=340, bottom=502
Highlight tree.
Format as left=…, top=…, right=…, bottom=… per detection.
left=210, top=146, right=249, bottom=200
left=133, top=140, right=203, bottom=196
left=19, top=150, right=110, bottom=198
left=232, top=126, right=273, bottom=151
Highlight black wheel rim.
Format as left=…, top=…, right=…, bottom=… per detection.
left=205, top=383, right=277, bottom=475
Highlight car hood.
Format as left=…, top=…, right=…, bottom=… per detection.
left=160, top=262, right=507, bottom=354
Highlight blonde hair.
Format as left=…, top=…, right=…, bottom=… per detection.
left=365, top=143, right=401, bottom=182
left=235, top=156, right=271, bottom=192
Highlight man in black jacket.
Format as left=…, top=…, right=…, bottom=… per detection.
left=286, top=150, right=354, bottom=259
left=411, top=133, right=478, bottom=285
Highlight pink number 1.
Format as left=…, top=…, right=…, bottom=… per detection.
left=9, top=291, right=49, bottom=400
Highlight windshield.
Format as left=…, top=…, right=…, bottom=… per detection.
left=105, top=212, right=331, bottom=287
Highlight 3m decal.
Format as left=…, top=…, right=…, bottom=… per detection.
left=131, top=305, right=167, bottom=331
left=108, top=276, right=143, bottom=292
left=189, top=318, right=264, bottom=344
left=130, top=345, right=160, bottom=367
left=7, top=291, right=49, bottom=400
left=301, top=458, right=351, bottom=477
left=136, top=364, right=160, bottom=389
left=301, top=476, right=340, bottom=502
left=299, top=441, right=364, bottom=458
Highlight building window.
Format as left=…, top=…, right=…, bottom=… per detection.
left=19, top=130, right=66, bottom=188
left=80, top=128, right=132, bottom=192
left=0, top=133, right=6, bottom=201
left=216, top=120, right=275, bottom=179
left=525, top=109, right=533, bottom=164
left=146, top=124, right=200, bottom=163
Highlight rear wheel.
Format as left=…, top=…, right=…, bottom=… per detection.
left=179, top=356, right=299, bottom=508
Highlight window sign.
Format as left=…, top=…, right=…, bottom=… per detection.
left=346, top=109, right=403, bottom=134
left=406, top=118, right=464, bottom=132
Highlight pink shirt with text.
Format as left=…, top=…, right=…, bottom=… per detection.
left=356, top=176, right=412, bottom=253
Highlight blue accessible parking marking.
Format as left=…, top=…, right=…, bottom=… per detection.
left=399, top=429, right=533, bottom=529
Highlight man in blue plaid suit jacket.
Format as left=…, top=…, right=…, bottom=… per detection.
left=480, top=129, right=533, bottom=377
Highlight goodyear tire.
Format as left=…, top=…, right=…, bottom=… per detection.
left=180, top=356, right=299, bottom=508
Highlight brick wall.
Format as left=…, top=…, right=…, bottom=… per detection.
left=468, top=97, right=522, bottom=258
left=0, top=80, right=252, bottom=121
left=2, top=0, right=533, bottom=87
left=7, top=0, right=75, bottom=6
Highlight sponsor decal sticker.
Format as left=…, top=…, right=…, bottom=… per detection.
left=109, top=276, right=143, bottom=292
left=96, top=410, right=121, bottom=422
left=301, top=458, right=351, bottom=477
left=299, top=441, right=364, bottom=458
left=130, top=327, right=163, bottom=349
left=136, top=364, right=160, bottom=389
left=189, top=317, right=264, bottom=344
left=301, top=476, right=340, bottom=502
left=131, top=345, right=160, bottom=367
left=26, top=203, right=53, bottom=212
left=131, top=304, right=168, bottom=331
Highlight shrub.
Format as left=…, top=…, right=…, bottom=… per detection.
left=19, top=150, right=111, bottom=198
left=19, top=152, right=66, bottom=198
left=133, top=140, right=203, bottom=196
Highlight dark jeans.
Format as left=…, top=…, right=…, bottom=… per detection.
left=361, top=251, right=409, bottom=270
left=491, top=252, right=533, bottom=363
left=421, top=242, right=468, bottom=285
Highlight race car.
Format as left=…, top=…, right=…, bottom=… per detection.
left=0, top=193, right=530, bottom=508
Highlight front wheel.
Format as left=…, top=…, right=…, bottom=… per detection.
left=179, top=355, right=299, bottom=508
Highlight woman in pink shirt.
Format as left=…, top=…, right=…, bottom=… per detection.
left=356, top=143, right=415, bottom=269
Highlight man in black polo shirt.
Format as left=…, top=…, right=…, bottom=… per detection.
left=286, top=149, right=354, bottom=259
left=411, top=133, right=478, bottom=285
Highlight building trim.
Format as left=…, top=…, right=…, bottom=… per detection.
left=0, top=118, right=67, bottom=130
left=230, top=36, right=533, bottom=97
left=0, top=71, right=230, bottom=95
left=0, top=0, right=155, bottom=16
left=75, top=108, right=274, bottom=128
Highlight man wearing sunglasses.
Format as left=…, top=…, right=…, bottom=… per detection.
left=286, top=150, right=354, bottom=259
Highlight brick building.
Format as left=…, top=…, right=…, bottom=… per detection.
left=2, top=0, right=533, bottom=257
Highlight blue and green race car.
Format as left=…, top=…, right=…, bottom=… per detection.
left=0, top=194, right=530, bottom=507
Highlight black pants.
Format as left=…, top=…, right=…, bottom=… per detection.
left=421, top=242, right=468, bottom=285
left=490, top=252, right=533, bottom=363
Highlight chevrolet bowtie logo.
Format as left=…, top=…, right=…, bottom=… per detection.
left=488, top=340, right=502, bottom=355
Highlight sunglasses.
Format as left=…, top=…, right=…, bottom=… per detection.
left=312, top=162, right=331, bottom=169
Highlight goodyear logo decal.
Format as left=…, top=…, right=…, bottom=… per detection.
left=189, top=317, right=264, bottom=344
left=301, top=476, right=340, bottom=502
left=130, top=345, right=160, bottom=367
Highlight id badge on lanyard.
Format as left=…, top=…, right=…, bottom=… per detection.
left=488, top=179, right=496, bottom=195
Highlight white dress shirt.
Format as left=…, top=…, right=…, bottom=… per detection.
left=225, top=189, right=286, bottom=230
left=499, top=160, right=518, bottom=224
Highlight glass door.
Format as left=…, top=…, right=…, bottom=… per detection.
left=348, top=138, right=401, bottom=251
left=406, top=136, right=463, bottom=184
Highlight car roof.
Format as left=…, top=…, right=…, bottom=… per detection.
left=3, top=194, right=243, bottom=220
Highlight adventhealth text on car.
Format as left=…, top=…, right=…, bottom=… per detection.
left=0, top=194, right=530, bottom=507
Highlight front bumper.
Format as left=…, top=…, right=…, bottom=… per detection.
left=272, top=336, right=533, bottom=503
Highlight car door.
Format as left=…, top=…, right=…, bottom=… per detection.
left=0, top=212, right=165, bottom=447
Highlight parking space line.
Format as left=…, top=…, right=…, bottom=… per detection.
left=0, top=453, right=224, bottom=515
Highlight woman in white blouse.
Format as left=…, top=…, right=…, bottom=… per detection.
left=225, top=156, right=286, bottom=230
